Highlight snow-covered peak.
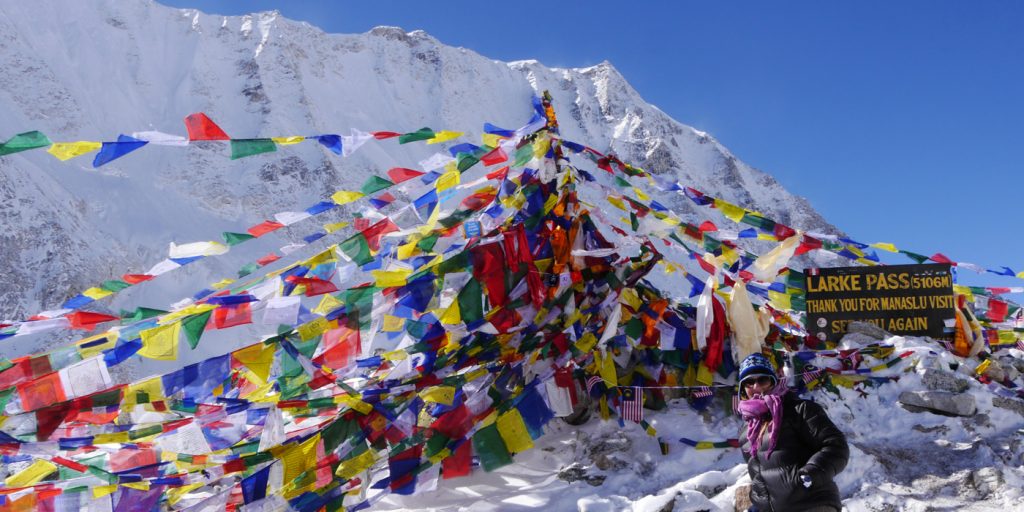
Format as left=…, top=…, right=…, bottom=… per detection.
left=0, top=0, right=833, bottom=320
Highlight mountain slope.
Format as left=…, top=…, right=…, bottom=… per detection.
left=0, top=0, right=833, bottom=322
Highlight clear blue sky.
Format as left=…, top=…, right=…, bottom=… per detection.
left=162, top=0, right=1024, bottom=291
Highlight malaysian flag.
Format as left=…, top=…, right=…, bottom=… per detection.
left=802, top=367, right=823, bottom=384
left=692, top=386, right=713, bottom=398
left=620, top=387, right=643, bottom=423
left=1017, top=339, right=1024, bottom=352
left=586, top=375, right=603, bottom=395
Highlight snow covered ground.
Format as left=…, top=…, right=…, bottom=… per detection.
left=372, top=334, right=1024, bottom=512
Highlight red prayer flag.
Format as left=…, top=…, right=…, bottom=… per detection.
left=987, top=299, right=1009, bottom=322
left=247, top=220, right=285, bottom=237
left=122, top=274, right=154, bottom=284
left=184, top=113, right=230, bottom=141
left=373, top=131, right=401, bottom=140
left=929, top=253, right=955, bottom=265
left=256, top=253, right=281, bottom=266
left=773, top=223, right=797, bottom=240
left=442, top=441, right=473, bottom=479
left=361, top=218, right=399, bottom=252
left=698, top=221, right=717, bottom=232
left=486, top=166, right=509, bottom=181
left=386, top=167, right=425, bottom=183
left=66, top=311, right=120, bottom=330
left=18, top=372, right=67, bottom=412
left=213, top=303, right=252, bottom=329
left=480, top=147, right=508, bottom=166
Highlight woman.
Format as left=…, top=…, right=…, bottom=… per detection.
left=738, top=353, right=849, bottom=511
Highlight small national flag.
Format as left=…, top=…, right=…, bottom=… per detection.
left=620, top=387, right=643, bottom=423
left=586, top=375, right=602, bottom=395
left=692, top=386, right=713, bottom=398
left=801, top=366, right=823, bottom=384
left=732, top=394, right=740, bottom=413
left=1017, top=339, right=1024, bottom=352
left=941, top=339, right=954, bottom=352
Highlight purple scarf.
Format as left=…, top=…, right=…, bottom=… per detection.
left=738, top=381, right=788, bottom=459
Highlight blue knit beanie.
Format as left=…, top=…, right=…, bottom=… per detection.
left=738, top=353, right=777, bottom=386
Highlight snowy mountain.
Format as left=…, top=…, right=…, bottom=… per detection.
left=0, top=0, right=833, bottom=323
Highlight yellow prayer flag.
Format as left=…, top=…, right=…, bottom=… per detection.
left=272, top=136, right=305, bottom=145
left=599, top=351, right=618, bottom=387
left=419, top=385, right=456, bottom=405
left=532, top=138, right=550, bottom=158
left=696, top=362, right=714, bottom=385
left=768, top=290, right=793, bottom=310
left=4, top=459, right=57, bottom=487
left=496, top=408, right=533, bottom=453
left=575, top=332, right=598, bottom=354
left=336, top=448, right=376, bottom=479
left=439, top=301, right=461, bottom=325
left=312, top=294, right=344, bottom=316
left=160, top=303, right=216, bottom=324
left=82, top=287, right=114, bottom=300
left=695, top=441, right=715, bottom=450
left=756, top=233, right=779, bottom=242
left=396, top=240, right=420, bottom=259
left=93, top=431, right=130, bottom=444
left=372, top=269, right=411, bottom=288
left=93, top=485, right=119, bottom=499
left=481, top=133, right=505, bottom=147
left=543, top=193, right=558, bottom=214
left=426, top=130, right=464, bottom=144
left=382, top=315, right=405, bottom=332
left=619, top=288, right=641, bottom=310
left=47, top=141, right=102, bottom=161
left=436, top=168, right=460, bottom=192
left=714, top=199, right=746, bottom=223
left=77, top=332, right=117, bottom=358
left=332, top=190, right=365, bottom=205
left=126, top=376, right=165, bottom=406
left=138, top=321, right=181, bottom=361
left=297, top=317, right=330, bottom=341
left=870, top=242, right=899, bottom=253
left=122, top=481, right=150, bottom=491
left=953, top=285, right=973, bottom=302
left=232, top=343, right=276, bottom=383
left=210, top=278, right=235, bottom=290
left=282, top=433, right=320, bottom=485
left=633, top=187, right=650, bottom=201
left=324, top=221, right=349, bottom=233
left=607, top=196, right=627, bottom=210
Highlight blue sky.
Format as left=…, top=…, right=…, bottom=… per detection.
left=162, top=0, right=1024, bottom=291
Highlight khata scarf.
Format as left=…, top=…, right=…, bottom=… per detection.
left=738, top=381, right=789, bottom=459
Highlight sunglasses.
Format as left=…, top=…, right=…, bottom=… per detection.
left=742, top=375, right=775, bottom=388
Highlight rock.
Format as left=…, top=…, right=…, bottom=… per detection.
left=982, top=360, right=1006, bottom=382
left=557, top=463, right=606, bottom=486
left=898, top=390, right=976, bottom=417
left=845, top=321, right=889, bottom=340
left=734, top=484, right=752, bottom=512
left=921, top=369, right=971, bottom=393
left=992, top=396, right=1024, bottom=418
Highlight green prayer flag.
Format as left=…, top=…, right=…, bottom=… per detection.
left=457, top=277, right=484, bottom=324
left=417, top=233, right=439, bottom=252
left=340, top=233, right=373, bottom=265
left=613, top=176, right=631, bottom=188
left=456, top=153, right=479, bottom=172
left=360, top=175, right=394, bottom=195
left=513, top=144, right=534, bottom=167
left=0, top=131, right=51, bottom=156
left=238, top=262, right=259, bottom=278
left=182, top=310, right=212, bottom=350
left=741, top=212, right=775, bottom=232
left=398, top=127, right=435, bottom=144
left=122, top=307, right=168, bottom=323
left=223, top=232, right=256, bottom=246
left=899, top=250, right=930, bottom=264
left=100, top=280, right=130, bottom=293
left=230, top=138, right=277, bottom=160
left=472, top=423, right=513, bottom=471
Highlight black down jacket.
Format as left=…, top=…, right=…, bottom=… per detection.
left=741, top=392, right=849, bottom=511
